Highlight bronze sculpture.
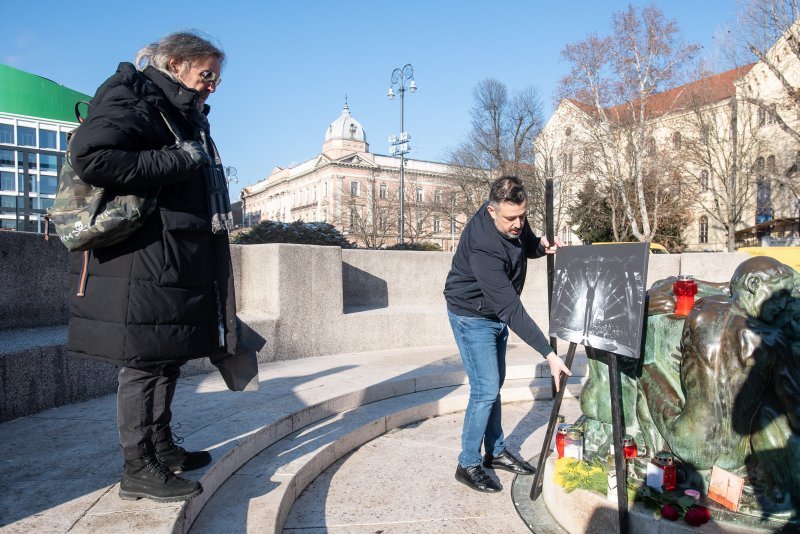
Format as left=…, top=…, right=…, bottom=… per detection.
left=578, top=256, right=800, bottom=516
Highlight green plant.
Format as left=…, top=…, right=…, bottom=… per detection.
left=385, top=241, right=442, bottom=251
left=231, top=220, right=354, bottom=248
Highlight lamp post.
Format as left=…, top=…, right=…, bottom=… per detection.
left=388, top=64, right=416, bottom=244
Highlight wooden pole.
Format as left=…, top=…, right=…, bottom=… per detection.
left=530, top=341, right=576, bottom=501
left=545, top=176, right=557, bottom=396
left=606, top=350, right=630, bottom=534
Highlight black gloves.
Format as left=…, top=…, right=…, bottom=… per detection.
left=177, top=140, right=211, bottom=167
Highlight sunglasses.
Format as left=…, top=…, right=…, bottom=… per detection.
left=199, top=70, right=222, bottom=86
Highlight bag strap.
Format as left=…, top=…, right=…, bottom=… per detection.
left=74, top=101, right=90, bottom=123
left=158, top=111, right=183, bottom=144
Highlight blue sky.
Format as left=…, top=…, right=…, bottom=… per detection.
left=5, top=1, right=741, bottom=201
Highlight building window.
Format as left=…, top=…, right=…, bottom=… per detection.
left=767, top=155, right=776, bottom=174
left=756, top=176, right=773, bottom=224
left=583, top=148, right=594, bottom=171
left=758, top=106, right=766, bottom=127
left=323, top=208, right=327, bottom=222
left=380, top=183, right=387, bottom=199
left=324, top=181, right=328, bottom=197
left=672, top=132, right=681, bottom=150
left=17, top=126, right=35, bottom=147
left=1, top=195, right=16, bottom=214
left=565, top=127, right=572, bottom=137
left=434, top=216, right=441, bottom=233
left=700, top=170, right=709, bottom=192
left=313, top=186, right=317, bottom=201
left=349, top=208, right=357, bottom=229
left=768, top=103, right=777, bottom=124
left=647, top=137, right=656, bottom=157
left=40, top=176, right=57, bottom=195
left=416, top=188, right=423, bottom=202
left=434, top=189, right=442, bottom=205
left=40, top=129, right=57, bottom=149
left=0, top=171, right=14, bottom=191
left=561, top=152, right=574, bottom=173
left=40, top=154, right=58, bottom=172
left=699, top=216, right=708, bottom=244
left=417, top=217, right=424, bottom=233
left=0, top=150, right=13, bottom=167
left=0, top=124, right=13, bottom=144
left=59, top=132, right=68, bottom=150
left=379, top=209, right=388, bottom=230
left=17, top=173, right=37, bottom=193
left=18, top=151, right=36, bottom=170
left=350, top=181, right=359, bottom=197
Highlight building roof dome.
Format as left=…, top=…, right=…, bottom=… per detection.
left=325, top=102, right=367, bottom=143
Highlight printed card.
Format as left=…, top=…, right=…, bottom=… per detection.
left=708, top=466, right=744, bottom=512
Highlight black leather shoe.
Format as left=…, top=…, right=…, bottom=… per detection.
left=483, top=450, right=536, bottom=475
left=455, top=464, right=502, bottom=493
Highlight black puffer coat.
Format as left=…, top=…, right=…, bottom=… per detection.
left=66, top=62, right=238, bottom=367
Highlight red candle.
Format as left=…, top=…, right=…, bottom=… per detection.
left=622, top=435, right=638, bottom=459
left=653, top=452, right=677, bottom=491
left=556, top=426, right=569, bottom=458
left=673, top=275, right=698, bottom=316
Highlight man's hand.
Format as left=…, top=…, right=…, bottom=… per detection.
left=540, top=236, right=566, bottom=255
left=546, top=353, right=572, bottom=392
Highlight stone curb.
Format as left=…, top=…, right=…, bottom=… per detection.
left=189, top=377, right=584, bottom=533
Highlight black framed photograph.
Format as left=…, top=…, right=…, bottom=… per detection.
left=549, top=243, right=649, bottom=359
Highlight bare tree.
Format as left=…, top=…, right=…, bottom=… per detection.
left=447, top=79, right=545, bottom=222
left=559, top=4, right=700, bottom=242
left=331, top=174, right=400, bottom=248
left=680, top=73, right=764, bottom=251
left=526, top=133, right=576, bottom=238
left=738, top=0, right=800, bottom=143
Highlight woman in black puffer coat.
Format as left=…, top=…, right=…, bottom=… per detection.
left=67, top=31, right=237, bottom=503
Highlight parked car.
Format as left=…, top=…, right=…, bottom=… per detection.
left=592, top=242, right=670, bottom=254
left=737, top=246, right=800, bottom=271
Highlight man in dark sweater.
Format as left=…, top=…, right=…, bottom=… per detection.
left=444, top=176, right=571, bottom=493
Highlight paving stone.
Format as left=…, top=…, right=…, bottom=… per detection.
left=283, top=399, right=583, bottom=533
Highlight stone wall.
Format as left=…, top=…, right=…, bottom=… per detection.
left=0, top=231, right=751, bottom=421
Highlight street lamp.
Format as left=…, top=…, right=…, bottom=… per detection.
left=388, top=63, right=416, bottom=244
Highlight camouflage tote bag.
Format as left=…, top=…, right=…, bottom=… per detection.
left=47, top=106, right=178, bottom=252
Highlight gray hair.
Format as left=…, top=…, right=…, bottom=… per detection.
left=135, top=30, right=225, bottom=80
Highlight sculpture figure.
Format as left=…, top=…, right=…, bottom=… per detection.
left=578, top=256, right=800, bottom=512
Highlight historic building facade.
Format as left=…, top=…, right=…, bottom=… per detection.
left=0, top=64, right=90, bottom=233
left=241, top=104, right=464, bottom=249
left=539, top=25, right=800, bottom=252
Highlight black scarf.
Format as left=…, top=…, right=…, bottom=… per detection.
left=144, top=66, right=234, bottom=234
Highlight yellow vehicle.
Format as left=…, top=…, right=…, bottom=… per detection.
left=737, top=247, right=800, bottom=271
left=592, top=242, right=670, bottom=254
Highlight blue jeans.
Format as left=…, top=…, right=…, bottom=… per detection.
left=448, top=309, right=508, bottom=467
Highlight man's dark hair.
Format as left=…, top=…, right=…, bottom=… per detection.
left=489, top=176, right=527, bottom=206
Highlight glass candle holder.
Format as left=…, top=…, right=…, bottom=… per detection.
left=673, top=275, right=698, bottom=316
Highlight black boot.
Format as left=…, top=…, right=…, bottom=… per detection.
left=119, top=454, right=202, bottom=503
left=154, top=428, right=212, bottom=472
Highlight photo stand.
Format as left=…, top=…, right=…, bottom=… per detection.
left=530, top=243, right=649, bottom=534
